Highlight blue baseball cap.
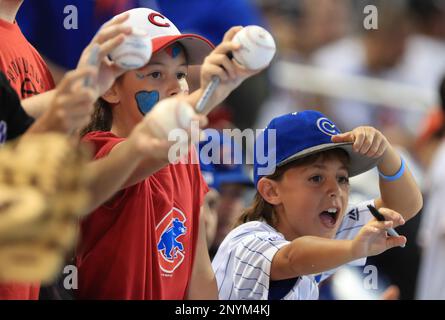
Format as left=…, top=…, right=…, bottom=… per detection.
left=253, top=111, right=383, bottom=186
left=199, top=130, right=253, bottom=191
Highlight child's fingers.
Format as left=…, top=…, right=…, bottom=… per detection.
left=358, top=129, right=374, bottom=154
left=222, top=26, right=243, bottom=42
left=380, top=285, right=400, bottom=300
left=94, top=24, right=132, bottom=45
left=63, top=83, right=97, bottom=102
left=202, top=64, right=229, bottom=82
left=97, top=34, right=126, bottom=61
left=351, top=127, right=365, bottom=152
left=365, top=133, right=382, bottom=157
left=101, top=12, right=130, bottom=29
left=367, top=220, right=394, bottom=233
left=195, top=114, right=208, bottom=128
left=71, top=74, right=99, bottom=93
left=386, top=235, right=407, bottom=249
left=331, top=132, right=355, bottom=143
left=58, top=67, right=97, bottom=93
left=56, top=90, right=96, bottom=111
left=378, top=208, right=406, bottom=227
left=374, top=140, right=388, bottom=158
left=205, top=54, right=237, bottom=80
left=211, top=42, right=241, bottom=57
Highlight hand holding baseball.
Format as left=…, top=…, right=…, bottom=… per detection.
left=199, top=26, right=276, bottom=110
left=76, top=12, right=133, bottom=96
left=129, top=96, right=208, bottom=162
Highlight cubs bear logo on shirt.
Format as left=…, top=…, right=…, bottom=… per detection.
left=156, top=207, right=187, bottom=273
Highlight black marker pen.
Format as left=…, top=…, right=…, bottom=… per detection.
left=367, top=204, right=405, bottom=248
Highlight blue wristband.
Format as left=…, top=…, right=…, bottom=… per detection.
left=378, top=157, right=405, bottom=181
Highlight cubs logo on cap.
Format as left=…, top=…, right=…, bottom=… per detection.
left=115, top=8, right=214, bottom=65
left=253, top=110, right=383, bottom=186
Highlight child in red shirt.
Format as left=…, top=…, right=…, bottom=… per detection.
left=76, top=8, right=261, bottom=299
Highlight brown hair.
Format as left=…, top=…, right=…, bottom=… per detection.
left=235, top=148, right=350, bottom=228
left=81, top=97, right=113, bottom=136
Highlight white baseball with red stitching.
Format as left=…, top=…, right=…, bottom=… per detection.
left=109, top=28, right=153, bottom=70
left=144, top=98, right=195, bottom=140
left=232, top=25, right=276, bottom=70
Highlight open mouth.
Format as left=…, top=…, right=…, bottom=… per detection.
left=319, top=208, right=339, bottom=229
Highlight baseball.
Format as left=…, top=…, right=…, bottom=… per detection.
left=232, top=25, right=276, bottom=70
left=143, top=98, right=196, bottom=140
left=109, top=27, right=152, bottom=69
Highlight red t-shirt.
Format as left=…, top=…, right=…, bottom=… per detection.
left=76, top=131, right=209, bottom=299
left=0, top=18, right=54, bottom=300
left=0, top=19, right=54, bottom=98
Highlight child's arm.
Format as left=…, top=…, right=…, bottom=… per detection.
left=186, top=207, right=219, bottom=299
left=270, top=208, right=406, bottom=281
left=332, top=126, right=423, bottom=220
left=82, top=133, right=172, bottom=212
left=374, top=146, right=422, bottom=220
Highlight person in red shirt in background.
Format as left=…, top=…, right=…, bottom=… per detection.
left=76, top=7, right=263, bottom=299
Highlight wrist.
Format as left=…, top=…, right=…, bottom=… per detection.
left=127, top=130, right=149, bottom=161
left=349, top=239, right=364, bottom=261
left=34, top=111, right=63, bottom=133
left=377, top=147, right=402, bottom=177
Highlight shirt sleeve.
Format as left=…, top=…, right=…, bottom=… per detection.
left=227, top=232, right=288, bottom=300
left=0, top=71, right=34, bottom=141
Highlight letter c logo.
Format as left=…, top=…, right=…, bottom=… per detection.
left=148, top=12, right=170, bottom=27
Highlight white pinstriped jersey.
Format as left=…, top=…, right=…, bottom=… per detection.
left=212, top=200, right=374, bottom=300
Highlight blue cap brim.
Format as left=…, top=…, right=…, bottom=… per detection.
left=278, top=142, right=382, bottom=177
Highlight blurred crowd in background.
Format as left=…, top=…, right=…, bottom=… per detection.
left=13, top=0, right=445, bottom=299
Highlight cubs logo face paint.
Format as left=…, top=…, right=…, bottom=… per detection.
left=135, top=90, right=160, bottom=115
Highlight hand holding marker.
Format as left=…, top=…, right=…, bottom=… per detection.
left=195, top=25, right=276, bottom=113
left=367, top=205, right=405, bottom=248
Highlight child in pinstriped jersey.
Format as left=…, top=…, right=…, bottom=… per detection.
left=212, top=110, right=422, bottom=300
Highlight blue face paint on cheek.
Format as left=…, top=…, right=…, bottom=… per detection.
left=135, top=90, right=160, bottom=115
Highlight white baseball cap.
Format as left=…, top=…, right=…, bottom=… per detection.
left=115, top=8, right=214, bottom=65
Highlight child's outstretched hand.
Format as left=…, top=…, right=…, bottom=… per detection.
left=199, top=26, right=266, bottom=111
left=129, top=96, right=208, bottom=163
left=331, top=126, right=390, bottom=159
left=40, top=66, right=98, bottom=133
left=76, top=12, right=132, bottom=96
left=351, top=208, right=406, bottom=258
